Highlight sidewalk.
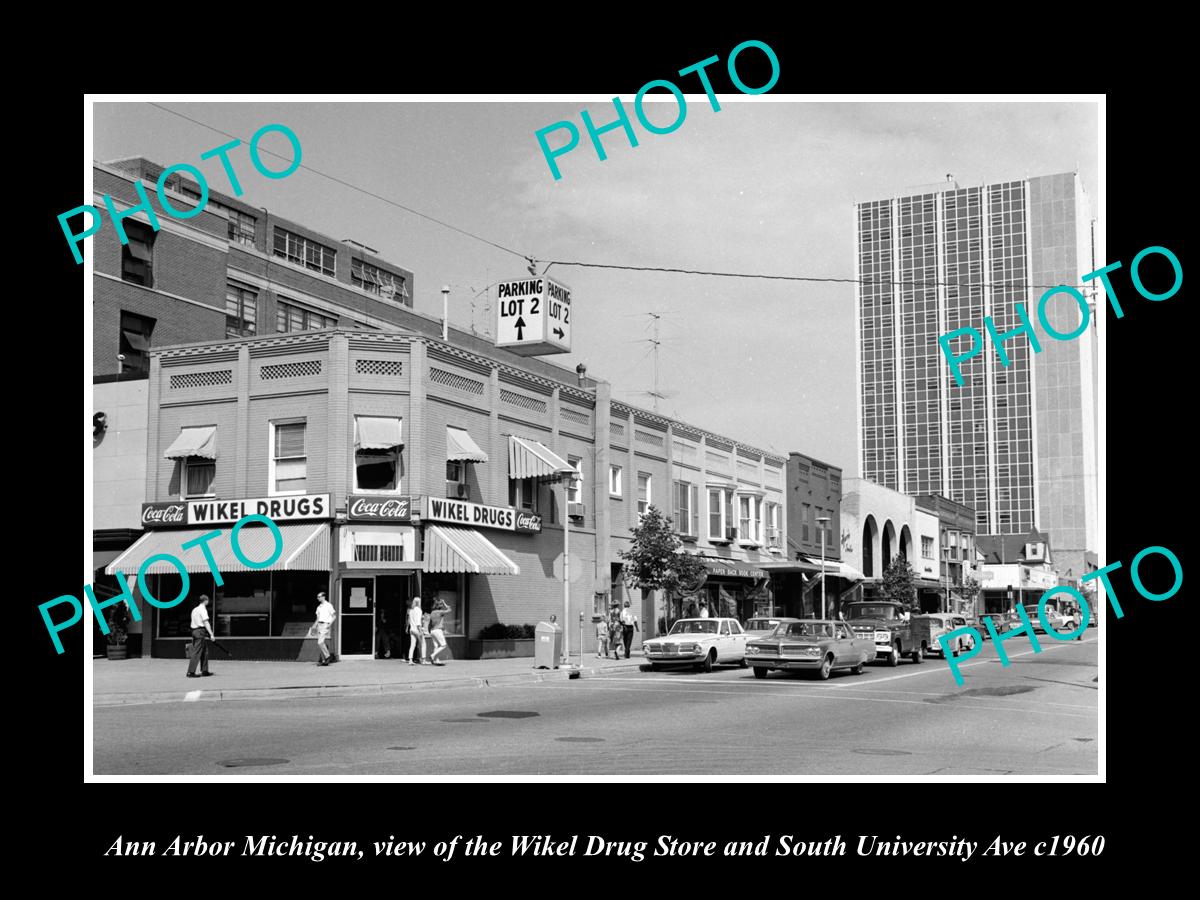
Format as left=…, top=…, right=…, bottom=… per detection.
left=93, top=651, right=646, bottom=707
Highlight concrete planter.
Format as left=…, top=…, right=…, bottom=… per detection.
left=468, top=638, right=535, bottom=660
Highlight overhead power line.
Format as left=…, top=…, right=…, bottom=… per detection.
left=543, top=259, right=1089, bottom=292
left=146, top=103, right=531, bottom=263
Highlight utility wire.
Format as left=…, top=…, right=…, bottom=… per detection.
left=543, top=259, right=1089, bottom=292
left=145, top=105, right=1091, bottom=295
left=146, top=103, right=531, bottom=263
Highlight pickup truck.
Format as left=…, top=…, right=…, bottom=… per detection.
left=843, top=600, right=922, bottom=666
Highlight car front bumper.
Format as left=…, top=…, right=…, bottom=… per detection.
left=747, top=657, right=822, bottom=669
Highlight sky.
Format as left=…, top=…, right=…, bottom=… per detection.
left=93, top=99, right=1098, bottom=474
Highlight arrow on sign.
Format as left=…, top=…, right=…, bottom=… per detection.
left=515, top=317, right=526, bottom=340
left=553, top=326, right=564, bottom=339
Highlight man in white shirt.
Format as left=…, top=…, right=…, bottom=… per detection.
left=619, top=600, right=639, bottom=659
left=315, top=591, right=336, bottom=666
left=186, top=595, right=215, bottom=678
left=698, top=600, right=710, bottom=619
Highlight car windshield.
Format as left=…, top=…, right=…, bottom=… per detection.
left=782, top=623, right=833, bottom=638
left=668, top=620, right=717, bottom=635
left=845, top=605, right=897, bottom=621
left=746, top=619, right=780, bottom=631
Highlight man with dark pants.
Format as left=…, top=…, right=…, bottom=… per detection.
left=620, top=600, right=638, bottom=659
left=186, top=594, right=215, bottom=678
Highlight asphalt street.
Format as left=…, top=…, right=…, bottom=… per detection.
left=93, top=635, right=1098, bottom=776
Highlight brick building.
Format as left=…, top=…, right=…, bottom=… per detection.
left=102, top=329, right=787, bottom=661
left=91, top=156, right=787, bottom=660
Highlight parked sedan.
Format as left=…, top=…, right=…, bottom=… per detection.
left=745, top=620, right=875, bottom=680
left=642, top=618, right=749, bottom=672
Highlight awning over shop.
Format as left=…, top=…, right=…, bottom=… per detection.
left=761, top=558, right=865, bottom=581
left=355, top=416, right=403, bottom=450
left=163, top=426, right=217, bottom=460
left=508, top=435, right=574, bottom=480
left=105, top=523, right=330, bottom=575
left=699, top=556, right=769, bottom=580
left=447, top=426, right=488, bottom=463
left=424, top=526, right=520, bottom=575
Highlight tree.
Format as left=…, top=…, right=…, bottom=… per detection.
left=618, top=505, right=708, bottom=632
left=880, top=556, right=917, bottom=609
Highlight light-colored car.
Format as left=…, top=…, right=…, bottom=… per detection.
left=912, top=614, right=975, bottom=658
left=743, top=616, right=800, bottom=641
left=745, top=619, right=875, bottom=680
left=642, top=618, right=749, bottom=672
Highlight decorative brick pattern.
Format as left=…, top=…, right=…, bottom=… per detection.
left=609, top=421, right=625, bottom=437
left=355, top=358, right=403, bottom=376
left=430, top=367, right=485, bottom=395
left=635, top=429, right=664, bottom=448
left=260, top=360, right=322, bottom=380
left=559, top=406, right=589, bottom=426
left=500, top=389, right=547, bottom=413
left=169, top=369, right=233, bottom=390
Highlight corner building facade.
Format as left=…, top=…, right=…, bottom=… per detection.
left=107, top=329, right=786, bottom=661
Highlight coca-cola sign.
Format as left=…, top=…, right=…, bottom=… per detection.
left=141, top=503, right=186, bottom=526
left=348, top=495, right=412, bottom=521
left=514, top=512, right=542, bottom=534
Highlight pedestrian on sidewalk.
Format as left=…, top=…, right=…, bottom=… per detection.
left=698, top=599, right=710, bottom=618
left=595, top=616, right=609, bottom=658
left=428, top=598, right=451, bottom=665
left=314, top=591, right=336, bottom=666
left=186, top=595, right=215, bottom=678
left=406, top=597, right=427, bottom=665
left=620, top=599, right=639, bottom=659
left=608, top=603, right=622, bottom=659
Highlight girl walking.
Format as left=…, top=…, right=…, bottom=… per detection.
left=406, top=596, right=427, bottom=665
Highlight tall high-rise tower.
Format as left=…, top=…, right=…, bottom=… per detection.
left=854, top=172, right=1097, bottom=577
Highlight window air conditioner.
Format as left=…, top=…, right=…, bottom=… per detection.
left=568, top=502, right=586, bottom=519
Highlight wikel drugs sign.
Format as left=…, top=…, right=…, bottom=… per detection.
left=141, top=494, right=331, bottom=528
left=422, top=497, right=541, bottom=533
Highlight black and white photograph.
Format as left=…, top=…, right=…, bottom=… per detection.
left=78, top=93, right=1111, bottom=781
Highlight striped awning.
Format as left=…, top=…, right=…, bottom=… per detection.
left=163, top=426, right=217, bottom=460
left=447, top=426, right=488, bottom=463
left=508, top=435, right=573, bottom=480
left=355, top=416, right=402, bottom=450
left=105, top=523, right=330, bottom=575
left=424, top=526, right=519, bottom=575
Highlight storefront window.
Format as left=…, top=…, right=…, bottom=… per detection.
left=214, top=572, right=270, bottom=635
left=154, top=573, right=216, bottom=638
left=271, top=573, right=329, bottom=636
left=422, top=572, right=464, bottom=635
left=154, top=572, right=330, bottom=638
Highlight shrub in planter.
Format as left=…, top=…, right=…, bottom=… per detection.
left=106, top=604, right=130, bottom=660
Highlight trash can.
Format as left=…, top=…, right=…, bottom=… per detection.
left=534, top=620, right=562, bottom=669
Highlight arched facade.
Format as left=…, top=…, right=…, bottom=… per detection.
left=882, top=519, right=896, bottom=568
left=862, top=515, right=879, bottom=577
left=899, top=525, right=912, bottom=562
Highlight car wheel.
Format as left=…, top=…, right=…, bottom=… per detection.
left=888, top=645, right=900, bottom=667
left=753, top=666, right=768, bottom=680
left=911, top=647, right=923, bottom=663
left=738, top=655, right=749, bottom=668
left=817, top=654, right=833, bottom=680
left=700, top=649, right=716, bottom=673
left=851, top=660, right=864, bottom=675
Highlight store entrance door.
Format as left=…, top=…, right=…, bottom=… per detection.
left=375, top=575, right=412, bottom=659
left=340, top=577, right=375, bottom=657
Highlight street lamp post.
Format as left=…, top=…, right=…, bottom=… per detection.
left=817, top=516, right=831, bottom=619
left=561, top=474, right=575, bottom=667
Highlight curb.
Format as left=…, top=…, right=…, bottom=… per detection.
left=93, top=661, right=645, bottom=707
